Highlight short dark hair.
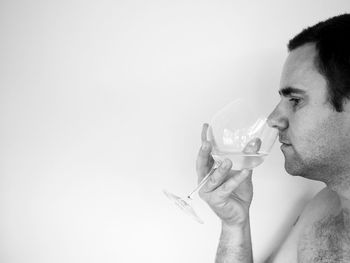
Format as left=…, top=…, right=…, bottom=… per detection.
left=288, top=14, right=350, bottom=112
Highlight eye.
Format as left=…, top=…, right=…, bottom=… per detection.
left=289, top=98, right=301, bottom=107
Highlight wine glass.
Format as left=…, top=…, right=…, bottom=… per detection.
left=163, top=99, right=278, bottom=224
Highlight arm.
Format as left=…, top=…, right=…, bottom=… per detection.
left=197, top=124, right=257, bottom=263
left=216, top=220, right=253, bottom=263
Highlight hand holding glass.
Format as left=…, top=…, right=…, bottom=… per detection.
left=164, top=99, right=278, bottom=223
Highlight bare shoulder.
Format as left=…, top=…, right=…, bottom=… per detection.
left=305, top=186, right=338, bottom=208
left=297, top=186, right=340, bottom=223
left=264, top=187, right=338, bottom=263
left=297, top=187, right=350, bottom=262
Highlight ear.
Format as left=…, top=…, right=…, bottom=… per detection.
left=341, top=98, right=350, bottom=113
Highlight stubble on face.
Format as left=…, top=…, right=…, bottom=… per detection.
left=277, top=44, right=350, bottom=184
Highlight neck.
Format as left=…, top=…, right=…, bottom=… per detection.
left=327, top=179, right=350, bottom=211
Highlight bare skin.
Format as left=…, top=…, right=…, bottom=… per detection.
left=198, top=123, right=350, bottom=263
left=267, top=187, right=350, bottom=263
left=197, top=43, right=350, bottom=262
left=267, top=43, right=350, bottom=262
left=197, top=123, right=254, bottom=262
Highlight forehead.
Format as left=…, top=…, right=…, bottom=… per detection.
left=279, top=43, right=328, bottom=96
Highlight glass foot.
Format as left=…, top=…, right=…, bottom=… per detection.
left=163, top=189, right=204, bottom=224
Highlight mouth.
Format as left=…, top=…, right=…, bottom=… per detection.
left=280, top=142, right=292, bottom=151
left=279, top=134, right=291, bottom=144
left=279, top=138, right=292, bottom=148
left=281, top=143, right=291, bottom=147
left=280, top=141, right=291, bottom=145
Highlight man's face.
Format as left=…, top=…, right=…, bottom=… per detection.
left=268, top=43, right=350, bottom=182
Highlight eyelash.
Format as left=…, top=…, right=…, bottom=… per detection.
left=289, top=98, right=301, bottom=107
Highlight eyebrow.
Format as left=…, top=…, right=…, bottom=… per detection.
left=278, top=87, right=306, bottom=97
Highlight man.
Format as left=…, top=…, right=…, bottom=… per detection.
left=196, top=14, right=350, bottom=263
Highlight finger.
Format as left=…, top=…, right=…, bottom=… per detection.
left=201, top=123, right=209, bottom=143
left=196, top=141, right=213, bottom=178
left=200, top=159, right=232, bottom=193
left=243, top=137, right=262, bottom=154
left=211, top=169, right=251, bottom=202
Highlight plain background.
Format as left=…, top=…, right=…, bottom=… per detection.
left=1, top=1, right=350, bottom=262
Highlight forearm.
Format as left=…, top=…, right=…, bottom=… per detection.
left=215, top=218, right=253, bottom=263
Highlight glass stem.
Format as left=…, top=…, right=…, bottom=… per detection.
left=187, top=163, right=218, bottom=199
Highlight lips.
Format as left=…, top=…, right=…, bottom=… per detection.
left=280, top=141, right=292, bottom=146
left=279, top=136, right=292, bottom=146
left=280, top=144, right=292, bottom=149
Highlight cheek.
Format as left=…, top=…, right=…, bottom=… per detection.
left=290, top=115, right=332, bottom=153
left=293, top=116, right=343, bottom=159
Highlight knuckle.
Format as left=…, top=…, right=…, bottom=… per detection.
left=209, top=169, right=225, bottom=185
left=219, top=166, right=227, bottom=173
left=208, top=195, right=221, bottom=206
left=222, top=180, right=234, bottom=192
left=198, top=149, right=209, bottom=158
left=219, top=164, right=229, bottom=173
left=209, top=174, right=217, bottom=184
left=220, top=159, right=231, bottom=171
left=201, top=141, right=211, bottom=152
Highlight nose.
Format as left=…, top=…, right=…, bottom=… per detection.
left=267, top=103, right=288, bottom=131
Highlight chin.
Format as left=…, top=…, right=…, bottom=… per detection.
left=284, top=165, right=301, bottom=176
left=284, top=162, right=308, bottom=178
left=284, top=161, right=299, bottom=175
left=284, top=162, right=328, bottom=183
left=283, top=154, right=310, bottom=177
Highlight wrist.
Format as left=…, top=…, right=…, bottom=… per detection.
left=221, top=211, right=251, bottom=230
left=217, top=216, right=253, bottom=263
left=222, top=219, right=249, bottom=233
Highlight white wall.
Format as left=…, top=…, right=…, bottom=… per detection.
left=1, top=1, right=349, bottom=262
